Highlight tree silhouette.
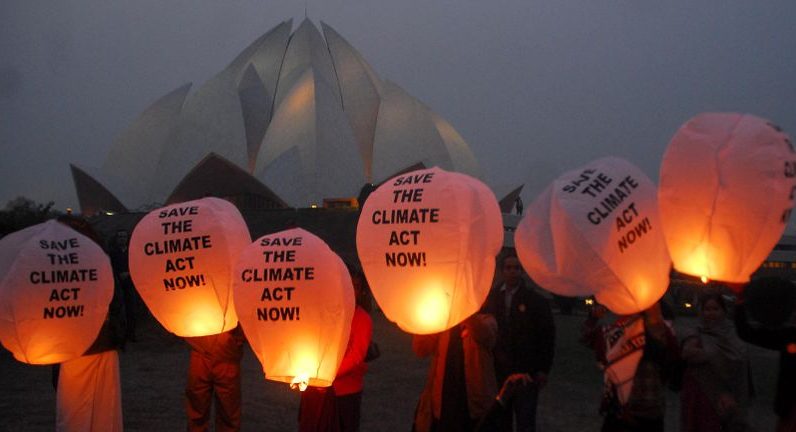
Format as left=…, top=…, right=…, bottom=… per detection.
left=0, top=196, right=62, bottom=237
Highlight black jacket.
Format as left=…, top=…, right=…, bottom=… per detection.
left=485, top=279, right=555, bottom=381
left=735, top=304, right=796, bottom=418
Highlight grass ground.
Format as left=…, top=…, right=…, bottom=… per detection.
left=0, top=310, right=779, bottom=431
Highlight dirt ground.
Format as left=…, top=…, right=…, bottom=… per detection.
left=0, top=310, right=779, bottom=431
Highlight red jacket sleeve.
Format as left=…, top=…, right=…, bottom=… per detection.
left=337, top=307, right=373, bottom=378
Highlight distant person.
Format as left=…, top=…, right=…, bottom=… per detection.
left=184, top=326, right=245, bottom=432
left=298, top=268, right=373, bottom=432
left=54, top=215, right=126, bottom=432
left=581, top=301, right=678, bottom=432
left=412, top=313, right=498, bottom=432
left=514, top=197, right=523, bottom=216
left=680, top=289, right=754, bottom=432
left=109, top=228, right=137, bottom=342
left=733, top=278, right=796, bottom=432
left=484, top=252, right=554, bottom=432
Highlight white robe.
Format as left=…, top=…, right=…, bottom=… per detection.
left=56, top=350, right=123, bottom=432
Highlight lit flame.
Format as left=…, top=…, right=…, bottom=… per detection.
left=185, top=304, right=223, bottom=336
left=684, top=302, right=693, bottom=309
left=414, top=287, right=450, bottom=333
left=290, top=374, right=309, bottom=392
left=677, top=243, right=713, bottom=282
left=700, top=276, right=708, bottom=284
left=585, top=298, right=594, bottom=306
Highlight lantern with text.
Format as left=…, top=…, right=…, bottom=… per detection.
left=233, top=228, right=354, bottom=390
left=357, top=166, right=503, bottom=334
left=129, top=197, right=251, bottom=337
left=659, top=113, right=795, bottom=283
left=0, top=220, right=113, bottom=364
left=515, top=157, right=671, bottom=315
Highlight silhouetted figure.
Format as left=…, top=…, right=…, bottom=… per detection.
left=109, top=229, right=137, bottom=342
left=412, top=313, right=498, bottom=432
left=484, top=253, right=554, bottom=432
left=734, top=278, right=796, bottom=432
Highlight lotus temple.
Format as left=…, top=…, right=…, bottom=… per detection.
left=70, top=19, right=516, bottom=218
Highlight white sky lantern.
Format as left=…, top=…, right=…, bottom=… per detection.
left=515, top=157, right=671, bottom=315
left=0, top=220, right=113, bottom=364
left=357, top=166, right=503, bottom=334
left=659, top=113, right=795, bottom=283
left=129, top=197, right=251, bottom=337
left=233, top=228, right=354, bottom=390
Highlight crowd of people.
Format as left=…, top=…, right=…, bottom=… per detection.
left=36, top=218, right=796, bottom=431
left=406, top=249, right=796, bottom=432
left=577, top=278, right=796, bottom=432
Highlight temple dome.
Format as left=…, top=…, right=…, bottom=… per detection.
left=72, top=19, right=480, bottom=214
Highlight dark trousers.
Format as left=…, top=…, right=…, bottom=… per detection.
left=299, top=387, right=340, bottom=432
left=777, top=403, right=796, bottom=432
left=601, top=413, right=663, bottom=432
left=185, top=351, right=241, bottom=432
left=498, top=384, right=539, bottom=432
left=337, top=392, right=362, bottom=432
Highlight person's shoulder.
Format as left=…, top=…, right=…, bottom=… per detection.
left=354, top=306, right=373, bottom=324
left=519, top=281, right=549, bottom=301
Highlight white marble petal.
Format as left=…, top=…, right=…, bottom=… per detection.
left=322, top=22, right=382, bottom=182
left=371, top=80, right=453, bottom=184
left=102, top=83, right=191, bottom=207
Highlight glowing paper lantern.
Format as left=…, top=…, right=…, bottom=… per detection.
left=0, top=220, right=113, bottom=364
left=233, top=228, right=354, bottom=390
left=356, top=166, right=503, bottom=334
left=515, top=157, right=671, bottom=315
left=659, top=113, right=795, bottom=283
left=129, top=197, right=251, bottom=337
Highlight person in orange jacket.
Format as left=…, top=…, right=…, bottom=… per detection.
left=184, top=326, right=246, bottom=432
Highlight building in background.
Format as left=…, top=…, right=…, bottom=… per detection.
left=71, top=19, right=480, bottom=216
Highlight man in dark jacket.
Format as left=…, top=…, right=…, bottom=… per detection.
left=484, top=252, right=555, bottom=432
left=734, top=277, right=796, bottom=432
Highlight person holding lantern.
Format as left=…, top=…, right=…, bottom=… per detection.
left=184, top=326, right=246, bottom=432
left=581, top=300, right=678, bottom=432
left=732, top=278, right=796, bottom=432
left=483, top=252, right=555, bottom=432
left=54, top=215, right=126, bottom=432
left=411, top=312, right=498, bottom=432
left=679, top=288, right=754, bottom=432
left=298, top=267, right=373, bottom=432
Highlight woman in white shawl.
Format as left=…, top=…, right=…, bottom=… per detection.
left=680, top=288, right=755, bottom=432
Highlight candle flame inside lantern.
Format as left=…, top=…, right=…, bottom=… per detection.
left=290, top=374, right=309, bottom=392
left=413, top=286, right=450, bottom=334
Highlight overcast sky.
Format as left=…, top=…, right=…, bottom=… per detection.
left=1, top=0, right=795, bottom=231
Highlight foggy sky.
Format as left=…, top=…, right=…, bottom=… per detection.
left=2, top=0, right=795, bottom=232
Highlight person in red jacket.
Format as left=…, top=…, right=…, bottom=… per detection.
left=298, top=268, right=373, bottom=432
left=331, top=303, right=372, bottom=431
